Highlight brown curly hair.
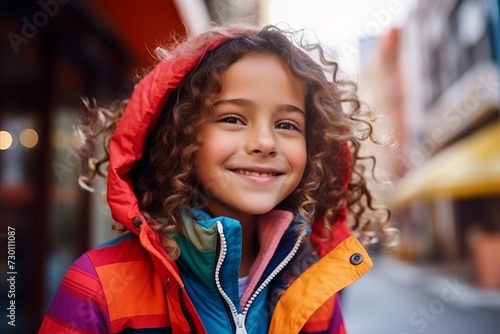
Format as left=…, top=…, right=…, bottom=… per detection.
left=75, top=25, right=398, bottom=258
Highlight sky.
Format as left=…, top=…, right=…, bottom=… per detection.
left=264, top=0, right=416, bottom=76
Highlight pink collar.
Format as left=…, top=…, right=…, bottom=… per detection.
left=241, top=210, right=294, bottom=306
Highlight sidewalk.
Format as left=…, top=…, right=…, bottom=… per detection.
left=376, top=254, right=500, bottom=311
left=342, top=254, right=500, bottom=334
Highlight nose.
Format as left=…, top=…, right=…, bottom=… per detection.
left=245, top=125, right=277, bottom=157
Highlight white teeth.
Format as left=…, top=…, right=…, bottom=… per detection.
left=234, top=169, right=276, bottom=177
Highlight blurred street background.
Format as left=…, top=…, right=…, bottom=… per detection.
left=1, top=0, right=499, bottom=333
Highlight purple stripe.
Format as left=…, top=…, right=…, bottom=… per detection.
left=47, top=287, right=110, bottom=332
left=72, top=253, right=100, bottom=277
left=329, top=295, right=345, bottom=333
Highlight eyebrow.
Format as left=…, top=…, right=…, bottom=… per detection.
left=213, top=98, right=305, bottom=115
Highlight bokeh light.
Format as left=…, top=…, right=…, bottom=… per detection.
left=0, top=130, right=13, bottom=150
left=20, top=128, right=39, bottom=148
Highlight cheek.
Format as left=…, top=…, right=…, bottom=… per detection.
left=290, top=141, right=307, bottom=178
left=298, top=150, right=308, bottom=177
left=195, top=129, right=217, bottom=163
left=195, top=131, right=233, bottom=180
left=195, top=143, right=216, bottom=177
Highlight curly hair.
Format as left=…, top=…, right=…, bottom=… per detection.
left=75, top=25, right=398, bottom=258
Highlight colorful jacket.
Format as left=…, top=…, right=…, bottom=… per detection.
left=39, top=27, right=373, bottom=333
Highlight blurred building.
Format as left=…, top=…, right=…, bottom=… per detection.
left=0, top=1, right=260, bottom=332
left=359, top=0, right=500, bottom=290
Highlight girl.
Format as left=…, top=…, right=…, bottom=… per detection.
left=39, top=25, right=395, bottom=334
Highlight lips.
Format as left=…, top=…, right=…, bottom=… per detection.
left=232, top=169, right=279, bottom=177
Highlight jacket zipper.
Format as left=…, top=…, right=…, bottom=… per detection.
left=214, top=221, right=303, bottom=334
left=179, top=286, right=197, bottom=333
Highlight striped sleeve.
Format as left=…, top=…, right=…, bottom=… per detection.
left=300, top=293, right=347, bottom=334
left=39, top=253, right=110, bottom=334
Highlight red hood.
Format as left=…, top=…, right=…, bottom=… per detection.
left=106, top=27, right=351, bottom=243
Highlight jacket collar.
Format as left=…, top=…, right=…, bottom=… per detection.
left=269, top=231, right=373, bottom=333
left=137, top=208, right=371, bottom=334
left=175, top=209, right=297, bottom=293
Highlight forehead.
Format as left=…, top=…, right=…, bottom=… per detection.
left=216, top=53, right=306, bottom=107
left=223, top=52, right=295, bottom=81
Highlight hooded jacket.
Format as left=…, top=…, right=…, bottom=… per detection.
left=39, top=28, right=373, bottom=334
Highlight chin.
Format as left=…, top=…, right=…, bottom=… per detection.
left=242, top=205, right=280, bottom=216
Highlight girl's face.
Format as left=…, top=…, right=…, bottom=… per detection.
left=195, top=53, right=307, bottom=221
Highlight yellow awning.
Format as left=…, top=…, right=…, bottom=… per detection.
left=392, top=122, right=500, bottom=206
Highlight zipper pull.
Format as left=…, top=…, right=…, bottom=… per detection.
left=234, top=313, right=247, bottom=334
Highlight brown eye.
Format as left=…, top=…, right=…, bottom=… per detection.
left=276, top=121, right=300, bottom=131
left=218, top=115, right=244, bottom=125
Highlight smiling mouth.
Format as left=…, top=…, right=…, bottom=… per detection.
left=231, top=169, right=282, bottom=177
